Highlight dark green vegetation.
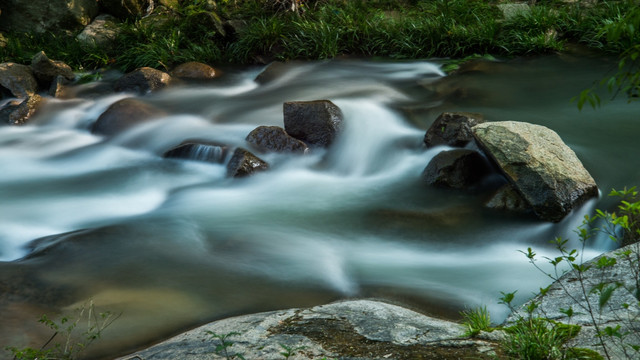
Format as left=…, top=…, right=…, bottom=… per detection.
left=0, top=0, right=639, bottom=72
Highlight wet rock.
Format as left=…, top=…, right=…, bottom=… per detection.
left=485, top=184, right=531, bottom=213
left=226, top=148, right=269, bottom=178
left=100, top=0, right=151, bottom=20
left=170, top=62, right=218, bottom=81
left=114, top=67, right=173, bottom=95
left=245, top=126, right=308, bottom=154
left=472, top=121, right=598, bottom=222
left=77, top=14, right=121, bottom=49
left=422, top=149, right=492, bottom=189
left=30, top=51, right=75, bottom=84
left=0, top=63, right=38, bottom=98
left=163, top=140, right=228, bottom=164
left=119, top=300, right=501, bottom=360
left=0, top=99, right=21, bottom=125
left=283, top=100, right=343, bottom=148
left=0, top=0, right=98, bottom=33
left=8, top=94, right=45, bottom=125
left=506, top=243, right=640, bottom=359
left=48, top=75, right=71, bottom=98
left=91, top=98, right=167, bottom=136
left=424, top=112, right=484, bottom=148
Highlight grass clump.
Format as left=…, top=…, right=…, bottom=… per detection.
left=460, top=305, right=492, bottom=337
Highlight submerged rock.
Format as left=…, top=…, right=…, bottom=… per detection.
left=8, top=94, right=46, bottom=125
left=472, top=121, right=597, bottom=222
left=91, top=98, right=167, bottom=136
left=163, top=140, right=228, bottom=164
left=283, top=100, right=343, bottom=148
left=485, top=184, right=531, bottom=213
left=118, top=300, right=501, bottom=360
left=114, top=67, right=173, bottom=95
left=422, top=149, right=492, bottom=189
left=424, top=111, right=484, bottom=148
left=0, top=63, right=38, bottom=98
left=245, top=126, right=308, bottom=154
left=226, top=148, right=269, bottom=178
left=171, top=62, right=218, bottom=81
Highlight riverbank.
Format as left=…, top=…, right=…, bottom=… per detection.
left=0, top=0, right=639, bottom=73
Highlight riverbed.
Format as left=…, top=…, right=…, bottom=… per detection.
left=1, top=53, right=639, bottom=359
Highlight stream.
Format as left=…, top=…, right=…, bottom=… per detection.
left=1, top=53, right=639, bottom=359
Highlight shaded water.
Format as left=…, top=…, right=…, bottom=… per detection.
left=1, top=54, right=639, bottom=358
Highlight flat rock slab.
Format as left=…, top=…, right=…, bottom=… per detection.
left=472, top=121, right=597, bottom=222
left=118, top=300, right=501, bottom=360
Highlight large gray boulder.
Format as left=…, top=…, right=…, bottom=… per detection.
left=0, top=0, right=98, bottom=33
left=472, top=121, right=598, bottom=222
left=0, top=63, right=38, bottom=98
left=506, top=243, right=640, bottom=359
left=422, top=149, right=492, bottom=189
left=424, top=112, right=484, bottom=148
left=283, top=100, right=343, bottom=148
left=246, top=126, right=309, bottom=154
left=118, top=300, right=501, bottom=360
left=91, top=98, right=167, bottom=136
left=114, top=67, right=173, bottom=95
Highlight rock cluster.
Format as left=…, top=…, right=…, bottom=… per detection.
left=159, top=99, right=343, bottom=178
left=422, top=112, right=598, bottom=222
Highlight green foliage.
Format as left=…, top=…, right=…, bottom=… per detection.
left=5, top=301, right=119, bottom=360
left=279, top=343, right=306, bottom=359
left=502, top=317, right=574, bottom=360
left=205, top=331, right=246, bottom=360
left=460, top=305, right=492, bottom=337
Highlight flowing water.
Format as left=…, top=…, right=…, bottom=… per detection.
left=1, top=53, right=639, bottom=358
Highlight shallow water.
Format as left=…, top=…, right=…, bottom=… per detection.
left=1, top=55, right=639, bottom=358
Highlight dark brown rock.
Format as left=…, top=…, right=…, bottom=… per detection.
left=0, top=0, right=98, bottom=33
left=472, top=121, right=598, bottom=222
left=226, top=148, right=269, bottom=178
left=8, top=94, right=45, bottom=125
left=246, top=126, right=309, bottom=154
left=48, top=75, right=71, bottom=98
left=163, top=140, right=228, bottom=164
left=0, top=63, right=38, bottom=98
left=283, top=100, right=343, bottom=147
left=30, top=51, right=75, bottom=83
left=422, top=149, right=492, bottom=189
left=114, top=67, right=173, bottom=95
left=91, top=98, right=167, bottom=136
left=424, top=112, right=484, bottom=148
left=171, top=62, right=218, bottom=81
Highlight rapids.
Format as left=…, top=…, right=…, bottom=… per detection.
left=1, top=54, right=639, bottom=358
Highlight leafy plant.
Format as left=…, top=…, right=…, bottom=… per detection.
left=205, top=331, right=246, bottom=360
left=279, top=343, right=306, bottom=359
left=460, top=305, right=492, bottom=337
left=5, top=301, right=119, bottom=360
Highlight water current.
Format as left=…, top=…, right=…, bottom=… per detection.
left=1, top=54, right=639, bottom=358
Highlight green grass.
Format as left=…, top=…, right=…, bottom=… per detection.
left=1, top=0, right=639, bottom=72
left=460, top=306, right=492, bottom=337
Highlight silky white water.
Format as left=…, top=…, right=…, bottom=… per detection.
left=0, top=56, right=638, bottom=358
